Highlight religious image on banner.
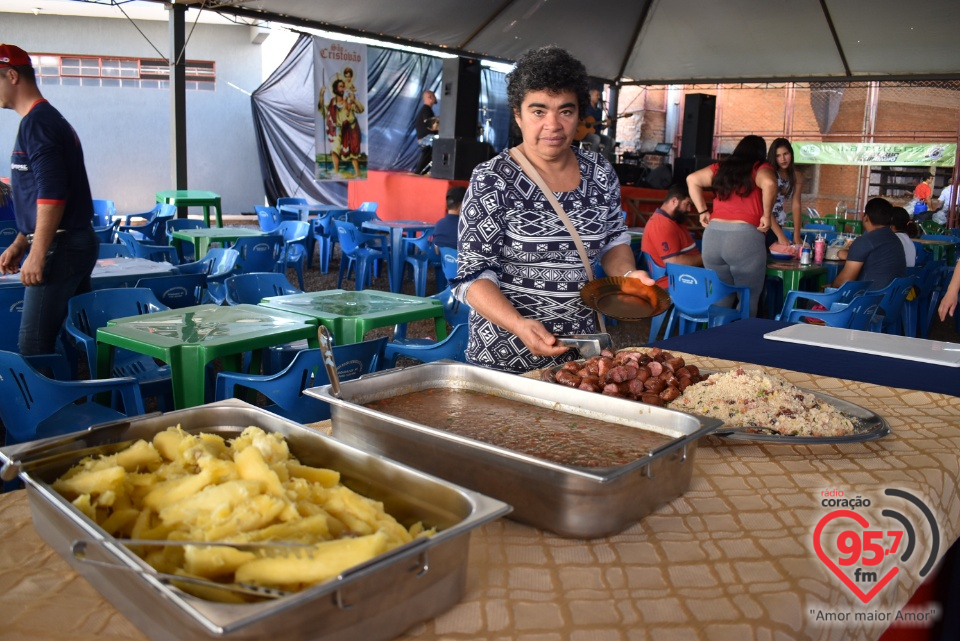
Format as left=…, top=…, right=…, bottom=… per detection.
left=313, top=37, right=368, bottom=181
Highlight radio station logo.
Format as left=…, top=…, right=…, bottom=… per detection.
left=813, top=488, right=939, bottom=604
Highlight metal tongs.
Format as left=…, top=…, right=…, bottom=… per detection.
left=556, top=333, right=614, bottom=359
left=72, top=539, right=316, bottom=599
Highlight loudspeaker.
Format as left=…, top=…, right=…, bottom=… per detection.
left=431, top=138, right=494, bottom=180
left=613, top=163, right=643, bottom=187
left=672, top=156, right=713, bottom=184
left=680, top=93, right=715, bottom=159
left=645, top=164, right=674, bottom=189
left=439, top=57, right=482, bottom=140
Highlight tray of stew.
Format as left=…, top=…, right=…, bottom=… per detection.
left=539, top=347, right=890, bottom=444
left=306, top=361, right=722, bottom=539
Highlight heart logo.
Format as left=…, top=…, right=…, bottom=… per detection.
left=813, top=509, right=899, bottom=604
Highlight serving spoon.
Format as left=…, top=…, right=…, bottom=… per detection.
left=318, top=325, right=342, bottom=398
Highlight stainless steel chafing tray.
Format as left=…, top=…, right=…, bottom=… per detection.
left=306, top=361, right=723, bottom=539
left=0, top=399, right=510, bottom=641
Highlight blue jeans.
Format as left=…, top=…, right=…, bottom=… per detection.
left=19, top=228, right=98, bottom=355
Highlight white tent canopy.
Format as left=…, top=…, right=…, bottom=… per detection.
left=175, top=0, right=960, bottom=83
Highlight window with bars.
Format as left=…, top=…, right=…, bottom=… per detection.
left=34, top=54, right=215, bottom=91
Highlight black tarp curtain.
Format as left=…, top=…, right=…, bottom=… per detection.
left=252, top=34, right=510, bottom=206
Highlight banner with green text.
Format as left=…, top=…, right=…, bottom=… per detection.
left=794, top=142, right=955, bottom=167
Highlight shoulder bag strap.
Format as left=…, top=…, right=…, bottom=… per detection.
left=509, top=146, right=606, bottom=333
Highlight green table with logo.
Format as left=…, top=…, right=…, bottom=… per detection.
left=258, top=289, right=447, bottom=344
left=156, top=190, right=223, bottom=228
left=96, top=304, right=319, bottom=408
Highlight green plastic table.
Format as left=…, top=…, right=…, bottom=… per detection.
left=766, top=260, right=828, bottom=294
left=914, top=238, right=956, bottom=264
left=156, top=190, right=223, bottom=227
left=258, top=289, right=447, bottom=344
left=96, top=304, right=319, bottom=408
left=171, top=227, right=266, bottom=259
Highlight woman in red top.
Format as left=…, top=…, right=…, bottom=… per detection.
left=686, top=135, right=776, bottom=317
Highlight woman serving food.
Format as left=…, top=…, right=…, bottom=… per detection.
left=452, top=46, right=652, bottom=374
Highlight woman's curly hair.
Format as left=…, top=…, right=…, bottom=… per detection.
left=506, top=46, right=590, bottom=119
left=713, top=134, right=767, bottom=200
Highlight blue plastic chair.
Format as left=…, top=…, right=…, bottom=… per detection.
left=641, top=251, right=671, bottom=343
left=64, top=288, right=173, bottom=410
left=339, top=209, right=380, bottom=227
left=276, top=197, right=308, bottom=221
left=662, top=264, right=750, bottom=338
left=384, top=323, right=469, bottom=368
left=0, top=220, right=18, bottom=248
left=116, top=230, right=179, bottom=264
left=775, top=280, right=874, bottom=321
left=0, top=350, right=145, bottom=446
left=135, top=273, right=207, bottom=309
left=359, top=201, right=378, bottom=213
left=869, top=275, right=916, bottom=334
left=803, top=223, right=835, bottom=232
left=118, top=204, right=176, bottom=245
left=438, top=247, right=459, bottom=281
left=401, top=234, right=445, bottom=297
left=98, top=242, right=133, bottom=259
left=311, top=214, right=338, bottom=274
left=273, top=220, right=309, bottom=290
left=92, top=219, right=120, bottom=244
left=783, top=292, right=883, bottom=330
left=91, top=199, right=117, bottom=227
left=214, top=338, right=387, bottom=423
left=393, top=287, right=471, bottom=342
left=255, top=206, right=282, bottom=233
left=177, top=247, right=239, bottom=304
left=902, top=261, right=944, bottom=338
left=334, top=220, right=387, bottom=290
left=165, top=218, right=208, bottom=262
left=232, top=235, right=284, bottom=274
left=224, top=272, right=302, bottom=306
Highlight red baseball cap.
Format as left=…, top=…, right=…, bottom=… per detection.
left=0, top=44, right=31, bottom=68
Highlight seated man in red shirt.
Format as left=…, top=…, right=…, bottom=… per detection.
left=640, top=183, right=702, bottom=288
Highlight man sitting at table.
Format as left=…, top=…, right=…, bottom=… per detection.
left=832, top=197, right=905, bottom=291
left=432, top=186, right=466, bottom=251
left=640, top=183, right=702, bottom=288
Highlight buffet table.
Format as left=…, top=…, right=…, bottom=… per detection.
left=2, top=341, right=958, bottom=640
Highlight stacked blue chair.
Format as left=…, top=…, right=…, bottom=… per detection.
left=232, top=235, right=284, bottom=274
left=334, top=220, right=387, bottom=291
left=782, top=292, right=883, bottom=329
left=118, top=204, right=176, bottom=244
left=273, top=220, right=309, bottom=290
left=117, top=230, right=179, bottom=264
left=868, top=276, right=916, bottom=334
left=312, top=215, right=336, bottom=274
left=384, top=323, right=469, bottom=368
left=214, top=338, right=387, bottom=423
left=92, top=219, right=120, bottom=244
left=98, top=242, right=134, bottom=259
left=276, top=197, right=307, bottom=221
left=0, top=350, right=144, bottom=447
left=775, top=280, right=873, bottom=321
left=165, top=218, right=207, bottom=262
left=178, top=248, right=239, bottom=304
left=641, top=251, right=671, bottom=343
left=662, top=264, right=750, bottom=338
left=91, top=199, right=117, bottom=226
left=401, top=234, right=445, bottom=297
left=255, top=205, right=282, bottom=233
left=64, top=288, right=173, bottom=410
left=135, top=274, right=207, bottom=309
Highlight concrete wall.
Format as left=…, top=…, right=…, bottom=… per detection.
left=0, top=12, right=266, bottom=215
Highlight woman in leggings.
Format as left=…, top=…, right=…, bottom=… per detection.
left=686, top=135, right=776, bottom=317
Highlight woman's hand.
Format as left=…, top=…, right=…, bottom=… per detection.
left=939, top=291, right=958, bottom=321
left=514, top=318, right=571, bottom=357
left=757, top=213, right=771, bottom=233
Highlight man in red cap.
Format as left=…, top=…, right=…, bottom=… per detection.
left=0, top=44, right=98, bottom=355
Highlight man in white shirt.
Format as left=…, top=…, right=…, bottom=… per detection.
left=935, top=178, right=955, bottom=226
